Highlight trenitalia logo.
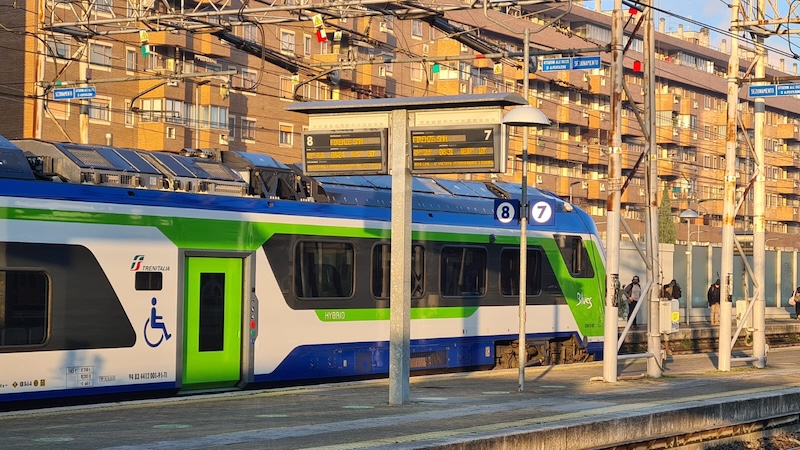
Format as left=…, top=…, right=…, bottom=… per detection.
left=131, top=255, right=145, bottom=271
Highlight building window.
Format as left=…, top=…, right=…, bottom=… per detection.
left=304, top=35, right=312, bottom=56
left=88, top=98, right=111, bottom=122
left=166, top=126, right=176, bottom=139
left=241, top=118, right=256, bottom=141
left=241, top=69, right=257, bottom=90
left=412, top=20, right=423, bottom=38
left=201, top=105, right=228, bottom=129
left=280, top=30, right=295, bottom=54
left=47, top=37, right=71, bottom=60
left=242, top=23, right=259, bottom=41
left=140, top=98, right=163, bottom=122
left=89, top=42, right=113, bottom=68
left=126, top=48, right=137, bottom=73
left=228, top=115, right=236, bottom=141
left=280, top=76, right=294, bottom=99
left=165, top=99, right=182, bottom=124
left=124, top=100, right=133, bottom=127
left=94, top=0, right=112, bottom=13
left=410, top=63, right=424, bottom=81
left=279, top=123, right=293, bottom=146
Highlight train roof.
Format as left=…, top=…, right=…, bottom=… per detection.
left=0, top=138, right=598, bottom=232
left=315, top=174, right=565, bottom=216
left=0, top=136, right=36, bottom=180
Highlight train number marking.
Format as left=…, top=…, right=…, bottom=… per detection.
left=495, top=201, right=517, bottom=224
left=530, top=201, right=554, bottom=225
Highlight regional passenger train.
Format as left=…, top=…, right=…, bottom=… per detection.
left=0, top=135, right=605, bottom=404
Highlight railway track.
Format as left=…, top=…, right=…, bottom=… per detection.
left=621, top=330, right=800, bottom=356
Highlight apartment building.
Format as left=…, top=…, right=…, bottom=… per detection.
left=2, top=1, right=799, bottom=247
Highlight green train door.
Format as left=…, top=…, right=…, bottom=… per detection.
left=183, top=257, right=243, bottom=388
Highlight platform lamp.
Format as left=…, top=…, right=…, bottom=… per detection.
left=680, top=208, right=700, bottom=324
left=503, top=103, right=551, bottom=392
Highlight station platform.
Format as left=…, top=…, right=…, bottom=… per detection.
left=3, top=345, right=800, bottom=450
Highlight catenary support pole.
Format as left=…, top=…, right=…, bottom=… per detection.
left=603, top=0, right=623, bottom=383
left=720, top=0, right=742, bottom=371
left=643, top=0, right=662, bottom=378
left=752, top=0, right=766, bottom=367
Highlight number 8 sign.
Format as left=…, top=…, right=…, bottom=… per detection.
left=494, top=199, right=520, bottom=225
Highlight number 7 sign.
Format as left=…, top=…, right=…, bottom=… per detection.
left=529, top=200, right=555, bottom=226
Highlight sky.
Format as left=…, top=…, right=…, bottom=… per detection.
left=584, top=0, right=798, bottom=69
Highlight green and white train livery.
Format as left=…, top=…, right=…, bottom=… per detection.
left=0, top=136, right=605, bottom=404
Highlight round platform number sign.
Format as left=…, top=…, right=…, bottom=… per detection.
left=530, top=200, right=554, bottom=225
left=494, top=199, right=519, bottom=224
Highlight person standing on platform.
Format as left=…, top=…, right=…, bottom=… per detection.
left=623, top=276, right=642, bottom=328
left=789, top=287, right=800, bottom=320
left=707, top=279, right=721, bottom=326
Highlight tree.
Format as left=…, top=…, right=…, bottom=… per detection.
left=658, top=186, right=676, bottom=243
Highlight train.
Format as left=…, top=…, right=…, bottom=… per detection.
left=0, top=135, right=606, bottom=404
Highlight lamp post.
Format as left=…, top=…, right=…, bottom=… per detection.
left=680, top=209, right=700, bottom=325
left=502, top=28, right=551, bottom=393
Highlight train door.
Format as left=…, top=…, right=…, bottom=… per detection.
left=182, top=257, right=243, bottom=388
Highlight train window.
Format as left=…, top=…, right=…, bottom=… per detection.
left=440, top=246, right=487, bottom=297
left=499, top=249, right=543, bottom=296
left=371, top=244, right=424, bottom=299
left=199, top=272, right=225, bottom=352
left=554, top=234, right=595, bottom=278
left=135, top=271, right=163, bottom=291
left=294, top=241, right=354, bottom=299
left=0, top=271, right=48, bottom=346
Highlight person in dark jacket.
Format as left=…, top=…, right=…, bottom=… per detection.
left=789, top=287, right=800, bottom=320
left=707, top=279, right=721, bottom=326
left=623, top=276, right=642, bottom=328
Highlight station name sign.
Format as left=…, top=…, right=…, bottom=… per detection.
left=410, top=125, right=502, bottom=174
left=748, top=83, right=800, bottom=98
left=302, top=129, right=388, bottom=176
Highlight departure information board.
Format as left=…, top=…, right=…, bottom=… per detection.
left=302, top=129, right=388, bottom=176
left=410, top=125, right=502, bottom=173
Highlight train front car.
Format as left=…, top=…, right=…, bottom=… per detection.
left=252, top=176, right=606, bottom=383
left=0, top=135, right=607, bottom=405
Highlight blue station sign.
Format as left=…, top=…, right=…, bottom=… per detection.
left=541, top=58, right=571, bottom=72
left=572, top=56, right=601, bottom=70
left=542, top=56, right=601, bottom=72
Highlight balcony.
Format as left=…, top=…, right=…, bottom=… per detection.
left=675, top=127, right=696, bottom=147
left=587, top=111, right=611, bottom=131
left=767, top=177, right=795, bottom=195
left=773, top=124, right=800, bottom=141
left=656, top=93, right=681, bottom=112
left=620, top=115, right=641, bottom=136
left=587, top=180, right=607, bottom=201
left=620, top=184, right=646, bottom=204
left=655, top=125, right=677, bottom=144
left=767, top=150, right=796, bottom=167
left=765, top=205, right=796, bottom=222
left=657, top=158, right=683, bottom=179
left=587, top=144, right=606, bottom=166
left=557, top=104, right=587, bottom=125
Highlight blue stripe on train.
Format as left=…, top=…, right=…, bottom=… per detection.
left=254, top=332, right=593, bottom=383
left=0, top=178, right=594, bottom=233
left=0, top=382, right=176, bottom=403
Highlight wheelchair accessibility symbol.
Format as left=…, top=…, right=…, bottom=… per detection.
left=144, top=297, right=172, bottom=348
